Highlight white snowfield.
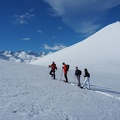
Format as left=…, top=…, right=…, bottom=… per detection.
left=0, top=21, right=120, bottom=120
left=0, top=59, right=120, bottom=120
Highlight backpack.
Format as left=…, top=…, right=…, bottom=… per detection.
left=75, top=70, right=82, bottom=75
left=66, top=64, right=70, bottom=71
left=78, top=70, right=82, bottom=75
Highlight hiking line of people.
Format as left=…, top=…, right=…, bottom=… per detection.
left=49, top=62, right=90, bottom=90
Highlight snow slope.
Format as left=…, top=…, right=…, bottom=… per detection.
left=0, top=59, right=120, bottom=120
left=0, top=21, right=120, bottom=120
left=31, top=21, right=120, bottom=70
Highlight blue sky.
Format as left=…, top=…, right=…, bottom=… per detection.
left=0, top=0, right=120, bottom=52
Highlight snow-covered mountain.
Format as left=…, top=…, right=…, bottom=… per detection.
left=31, top=21, right=120, bottom=70
left=0, top=50, right=52, bottom=63
left=0, top=22, right=120, bottom=120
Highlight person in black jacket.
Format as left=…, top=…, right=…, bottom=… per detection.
left=75, top=67, right=82, bottom=87
left=82, top=68, right=90, bottom=90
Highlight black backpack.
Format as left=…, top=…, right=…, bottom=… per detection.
left=78, top=70, right=82, bottom=75
left=66, top=64, right=70, bottom=71
left=75, top=70, right=82, bottom=75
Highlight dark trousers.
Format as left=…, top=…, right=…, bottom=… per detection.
left=49, top=70, right=55, bottom=79
left=76, top=75, right=81, bottom=86
left=64, top=73, right=68, bottom=82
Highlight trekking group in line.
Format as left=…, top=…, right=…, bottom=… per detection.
left=49, top=62, right=90, bottom=90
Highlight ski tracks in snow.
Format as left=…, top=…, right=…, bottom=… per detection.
left=68, top=82, right=120, bottom=101
left=95, top=90, right=120, bottom=101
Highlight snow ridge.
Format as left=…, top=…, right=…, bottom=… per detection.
left=31, top=21, right=120, bottom=69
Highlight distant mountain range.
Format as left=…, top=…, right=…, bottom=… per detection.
left=0, top=50, right=52, bottom=63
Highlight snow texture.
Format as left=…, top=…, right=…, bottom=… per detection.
left=0, top=21, right=120, bottom=120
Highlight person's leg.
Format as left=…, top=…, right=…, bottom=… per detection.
left=64, top=73, right=68, bottom=82
left=53, top=70, right=55, bottom=79
left=77, top=75, right=80, bottom=86
left=49, top=70, right=52, bottom=76
left=49, top=70, right=54, bottom=78
left=87, top=77, right=90, bottom=89
left=82, top=77, right=88, bottom=88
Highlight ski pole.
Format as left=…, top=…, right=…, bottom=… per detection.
left=48, top=66, right=50, bottom=76
left=59, top=68, right=63, bottom=81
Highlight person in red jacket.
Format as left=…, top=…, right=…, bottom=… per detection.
left=62, top=62, right=68, bottom=82
left=49, top=62, right=57, bottom=79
